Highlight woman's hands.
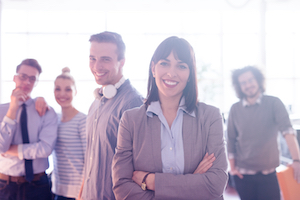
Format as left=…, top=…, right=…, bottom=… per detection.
left=193, top=152, right=216, bottom=174
left=35, top=97, right=49, bottom=116
left=132, top=153, right=215, bottom=191
left=132, top=171, right=155, bottom=191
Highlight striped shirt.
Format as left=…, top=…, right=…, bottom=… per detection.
left=52, top=112, right=86, bottom=198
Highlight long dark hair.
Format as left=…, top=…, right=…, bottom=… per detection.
left=232, top=66, right=265, bottom=100
left=145, top=36, right=198, bottom=112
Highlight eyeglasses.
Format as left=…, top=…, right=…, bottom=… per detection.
left=239, top=77, right=255, bottom=87
left=16, top=73, right=37, bottom=84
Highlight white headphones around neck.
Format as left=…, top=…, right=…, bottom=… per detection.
left=94, top=77, right=126, bottom=99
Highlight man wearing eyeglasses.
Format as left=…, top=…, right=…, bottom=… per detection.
left=227, top=66, right=300, bottom=200
left=0, top=59, right=58, bottom=200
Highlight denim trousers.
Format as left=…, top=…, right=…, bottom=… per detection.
left=0, top=174, right=52, bottom=200
left=54, top=195, right=75, bottom=200
left=233, top=171, right=281, bottom=200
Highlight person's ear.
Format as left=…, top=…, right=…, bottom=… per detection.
left=151, top=62, right=155, bottom=77
left=119, top=58, right=125, bottom=69
left=34, top=79, right=39, bottom=87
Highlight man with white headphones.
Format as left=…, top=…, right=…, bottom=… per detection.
left=78, top=31, right=143, bottom=200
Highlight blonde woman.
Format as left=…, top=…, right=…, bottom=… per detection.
left=51, top=68, right=86, bottom=200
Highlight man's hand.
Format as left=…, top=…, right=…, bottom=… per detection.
left=229, top=168, right=244, bottom=179
left=290, top=161, right=300, bottom=183
left=35, top=97, right=49, bottom=117
left=193, top=152, right=215, bottom=174
left=4, top=144, right=19, bottom=157
left=11, top=87, right=28, bottom=105
left=228, top=157, right=244, bottom=179
left=6, top=87, right=28, bottom=120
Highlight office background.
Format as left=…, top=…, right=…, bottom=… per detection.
left=0, top=0, right=300, bottom=120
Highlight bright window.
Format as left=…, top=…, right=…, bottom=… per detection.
left=1, top=6, right=300, bottom=116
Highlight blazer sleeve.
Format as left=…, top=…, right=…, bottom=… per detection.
left=112, top=111, right=154, bottom=200
left=154, top=107, right=228, bottom=200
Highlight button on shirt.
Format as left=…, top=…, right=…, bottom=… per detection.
left=146, top=99, right=195, bottom=175
left=0, top=98, right=58, bottom=176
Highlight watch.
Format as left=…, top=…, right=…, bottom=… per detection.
left=141, top=172, right=152, bottom=191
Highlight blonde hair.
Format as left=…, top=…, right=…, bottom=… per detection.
left=55, top=67, right=76, bottom=88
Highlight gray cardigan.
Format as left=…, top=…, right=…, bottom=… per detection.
left=227, top=95, right=293, bottom=171
left=112, top=102, right=228, bottom=200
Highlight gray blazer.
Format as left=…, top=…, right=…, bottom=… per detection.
left=112, top=102, right=228, bottom=200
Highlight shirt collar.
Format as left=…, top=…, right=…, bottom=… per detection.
left=146, top=98, right=195, bottom=117
left=242, top=93, right=263, bottom=107
left=21, top=98, right=34, bottom=107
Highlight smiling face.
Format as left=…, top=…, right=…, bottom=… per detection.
left=238, top=70, right=261, bottom=100
left=152, top=51, right=190, bottom=102
left=89, top=42, right=124, bottom=86
left=13, top=64, right=39, bottom=96
left=54, top=78, right=76, bottom=108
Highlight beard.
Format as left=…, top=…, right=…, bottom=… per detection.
left=245, top=87, right=260, bottom=99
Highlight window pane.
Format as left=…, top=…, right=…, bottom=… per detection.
left=266, top=79, right=294, bottom=110
left=266, top=34, right=294, bottom=78
left=223, top=34, right=259, bottom=71
left=222, top=11, right=260, bottom=34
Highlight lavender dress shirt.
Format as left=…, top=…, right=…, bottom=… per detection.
left=0, top=98, right=58, bottom=176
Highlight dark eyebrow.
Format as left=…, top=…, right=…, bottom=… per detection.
left=162, top=58, right=186, bottom=63
left=101, top=56, right=112, bottom=59
left=19, top=73, right=36, bottom=77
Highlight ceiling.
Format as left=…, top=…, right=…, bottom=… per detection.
left=1, top=0, right=300, bottom=12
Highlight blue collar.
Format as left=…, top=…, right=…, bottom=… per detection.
left=146, top=98, right=195, bottom=118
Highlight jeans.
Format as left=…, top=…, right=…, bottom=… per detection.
left=233, top=171, right=281, bottom=200
left=0, top=174, right=52, bottom=200
left=54, top=195, right=75, bottom=200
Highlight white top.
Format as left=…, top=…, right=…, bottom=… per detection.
left=51, top=112, right=86, bottom=198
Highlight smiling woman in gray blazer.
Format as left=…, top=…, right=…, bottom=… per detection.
left=112, top=36, right=228, bottom=200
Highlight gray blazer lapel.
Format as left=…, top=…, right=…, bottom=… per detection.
left=182, top=113, right=196, bottom=174
left=149, top=115, right=163, bottom=172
